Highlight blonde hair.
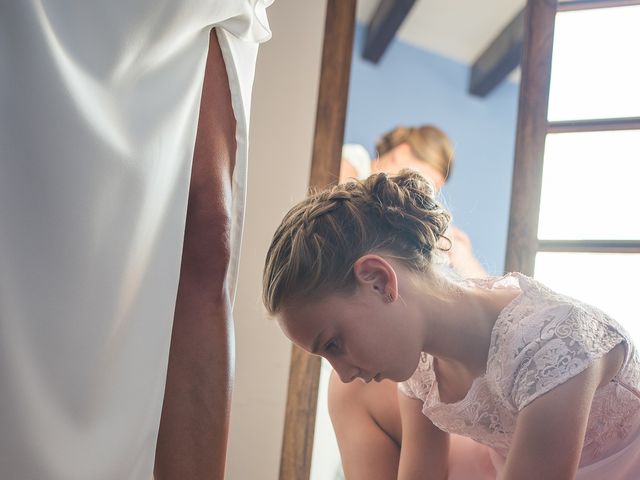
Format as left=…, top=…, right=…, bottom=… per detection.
left=263, top=170, right=453, bottom=315
left=376, top=125, right=454, bottom=181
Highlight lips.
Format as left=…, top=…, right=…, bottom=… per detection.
left=358, top=372, right=383, bottom=383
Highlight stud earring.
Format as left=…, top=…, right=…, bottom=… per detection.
left=384, top=292, right=393, bottom=303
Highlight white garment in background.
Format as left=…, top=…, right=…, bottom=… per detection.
left=341, top=143, right=372, bottom=179
left=0, top=2, right=271, bottom=479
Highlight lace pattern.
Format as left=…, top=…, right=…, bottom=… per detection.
left=398, top=273, right=640, bottom=462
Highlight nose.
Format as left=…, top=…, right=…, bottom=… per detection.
left=330, top=360, right=359, bottom=383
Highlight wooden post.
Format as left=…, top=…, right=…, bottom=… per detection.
left=504, top=0, right=557, bottom=275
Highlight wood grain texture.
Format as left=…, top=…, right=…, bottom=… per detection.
left=504, top=0, right=557, bottom=275
left=279, top=1, right=356, bottom=480
left=308, top=0, right=357, bottom=193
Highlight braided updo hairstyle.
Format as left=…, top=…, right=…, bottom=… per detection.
left=263, top=170, right=453, bottom=315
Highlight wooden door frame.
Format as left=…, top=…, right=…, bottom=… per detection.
left=504, top=0, right=557, bottom=274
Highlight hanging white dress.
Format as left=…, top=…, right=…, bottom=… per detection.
left=0, top=1, right=272, bottom=478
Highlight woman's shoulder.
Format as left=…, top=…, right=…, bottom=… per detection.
left=398, top=354, right=437, bottom=403
left=485, top=273, right=632, bottom=410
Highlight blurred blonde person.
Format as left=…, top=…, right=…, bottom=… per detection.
left=340, top=126, right=486, bottom=278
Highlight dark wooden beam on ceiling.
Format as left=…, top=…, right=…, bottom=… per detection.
left=362, top=0, right=417, bottom=63
left=469, top=8, right=526, bottom=97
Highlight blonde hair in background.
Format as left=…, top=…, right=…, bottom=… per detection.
left=263, top=170, right=455, bottom=316
left=376, top=125, right=454, bottom=181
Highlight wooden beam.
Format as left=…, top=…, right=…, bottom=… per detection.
left=538, top=240, right=640, bottom=254
left=362, top=0, right=417, bottom=63
left=557, top=0, right=640, bottom=12
left=279, top=1, right=356, bottom=480
left=469, top=8, right=526, bottom=97
left=307, top=0, right=356, bottom=191
left=548, top=117, right=640, bottom=133
left=504, top=0, right=558, bottom=275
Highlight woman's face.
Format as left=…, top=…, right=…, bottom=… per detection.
left=391, top=143, right=447, bottom=190
left=277, top=260, right=425, bottom=384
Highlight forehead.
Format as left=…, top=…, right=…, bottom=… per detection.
left=277, top=294, right=354, bottom=349
left=278, top=299, right=332, bottom=342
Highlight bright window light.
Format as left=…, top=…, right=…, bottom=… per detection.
left=538, top=130, right=640, bottom=240
left=535, top=252, right=640, bottom=343
left=548, top=5, right=640, bottom=121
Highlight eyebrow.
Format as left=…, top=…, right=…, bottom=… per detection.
left=310, top=329, right=325, bottom=355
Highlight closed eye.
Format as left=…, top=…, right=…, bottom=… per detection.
left=324, top=337, right=340, bottom=354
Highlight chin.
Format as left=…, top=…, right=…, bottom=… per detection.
left=391, top=366, right=418, bottom=383
left=386, top=353, right=422, bottom=382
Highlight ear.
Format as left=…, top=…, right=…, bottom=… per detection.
left=352, top=255, right=398, bottom=303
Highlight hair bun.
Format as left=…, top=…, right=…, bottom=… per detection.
left=366, top=169, right=451, bottom=259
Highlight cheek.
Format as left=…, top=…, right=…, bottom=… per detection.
left=361, top=316, right=410, bottom=358
left=379, top=318, right=422, bottom=374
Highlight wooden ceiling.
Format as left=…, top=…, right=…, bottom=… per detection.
left=356, top=0, right=525, bottom=96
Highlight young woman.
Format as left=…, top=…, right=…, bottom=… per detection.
left=263, top=170, right=640, bottom=479
left=334, top=125, right=491, bottom=479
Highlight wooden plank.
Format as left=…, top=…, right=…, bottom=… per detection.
left=308, top=0, right=357, bottom=191
left=548, top=117, right=640, bottom=133
left=504, top=0, right=558, bottom=275
left=279, top=1, right=356, bottom=480
left=469, top=8, right=526, bottom=97
left=362, top=0, right=417, bottom=63
left=278, top=346, right=322, bottom=480
left=538, top=240, right=640, bottom=253
left=558, top=0, right=640, bottom=11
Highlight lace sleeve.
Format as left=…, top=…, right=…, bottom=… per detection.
left=509, top=302, right=626, bottom=411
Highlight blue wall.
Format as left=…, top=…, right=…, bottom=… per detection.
left=344, top=24, right=519, bottom=275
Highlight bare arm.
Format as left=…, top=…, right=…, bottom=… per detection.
left=154, top=28, right=237, bottom=480
left=398, top=391, right=449, bottom=480
left=328, top=372, right=401, bottom=479
left=501, top=344, right=624, bottom=480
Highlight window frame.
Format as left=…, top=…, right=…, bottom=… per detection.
left=505, top=0, right=640, bottom=275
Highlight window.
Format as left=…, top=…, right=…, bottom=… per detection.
left=507, top=0, right=640, bottom=341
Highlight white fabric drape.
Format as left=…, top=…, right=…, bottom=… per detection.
left=0, top=1, right=271, bottom=478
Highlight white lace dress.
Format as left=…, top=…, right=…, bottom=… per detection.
left=399, top=273, right=640, bottom=479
